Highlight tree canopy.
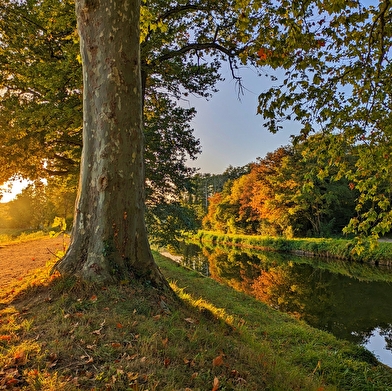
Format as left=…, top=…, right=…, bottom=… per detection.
left=0, top=0, right=278, bottom=243
left=254, top=0, right=392, bottom=243
left=1, top=0, right=391, bottom=249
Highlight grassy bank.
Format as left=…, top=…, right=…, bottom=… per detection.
left=1, top=247, right=392, bottom=389
left=192, top=230, right=392, bottom=265
left=0, top=230, right=49, bottom=245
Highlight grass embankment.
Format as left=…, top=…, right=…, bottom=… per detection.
left=1, top=246, right=392, bottom=390
left=193, top=230, right=392, bottom=265
left=0, top=230, right=49, bottom=245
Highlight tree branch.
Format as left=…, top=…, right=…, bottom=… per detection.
left=151, top=41, right=239, bottom=66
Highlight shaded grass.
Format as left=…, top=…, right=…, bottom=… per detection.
left=0, top=249, right=391, bottom=390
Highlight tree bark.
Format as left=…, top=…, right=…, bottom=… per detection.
left=54, top=0, right=167, bottom=287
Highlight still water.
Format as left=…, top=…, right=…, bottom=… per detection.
left=170, top=242, right=392, bottom=367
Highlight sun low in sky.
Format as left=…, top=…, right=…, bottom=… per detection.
left=0, top=180, right=30, bottom=203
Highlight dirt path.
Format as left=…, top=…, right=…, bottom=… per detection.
left=0, top=236, right=70, bottom=290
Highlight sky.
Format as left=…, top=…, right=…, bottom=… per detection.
left=0, top=180, right=30, bottom=203
left=185, top=64, right=300, bottom=174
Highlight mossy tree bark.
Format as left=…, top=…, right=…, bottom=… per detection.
left=54, top=0, right=167, bottom=287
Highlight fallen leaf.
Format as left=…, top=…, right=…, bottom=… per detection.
left=14, top=350, right=27, bottom=366
left=90, top=295, right=98, bottom=302
left=47, top=360, right=58, bottom=368
left=184, top=358, right=196, bottom=367
left=184, top=317, right=195, bottom=324
left=212, top=354, right=224, bottom=367
left=92, top=319, right=106, bottom=335
left=212, top=376, right=219, bottom=391
left=161, top=337, right=168, bottom=348
left=153, top=314, right=161, bottom=320
left=164, top=358, right=170, bottom=367
left=127, top=372, right=139, bottom=381
left=116, top=323, right=123, bottom=329
left=6, top=378, right=19, bottom=386
left=111, top=342, right=121, bottom=348
left=80, top=355, right=94, bottom=364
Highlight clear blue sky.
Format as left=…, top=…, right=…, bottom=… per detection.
left=185, top=65, right=300, bottom=174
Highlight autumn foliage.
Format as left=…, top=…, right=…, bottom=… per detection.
left=202, top=142, right=357, bottom=238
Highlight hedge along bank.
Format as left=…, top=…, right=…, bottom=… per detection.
left=190, top=231, right=392, bottom=266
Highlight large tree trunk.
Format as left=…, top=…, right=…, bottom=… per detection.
left=54, top=0, right=167, bottom=287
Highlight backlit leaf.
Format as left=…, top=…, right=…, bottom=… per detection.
left=212, top=376, right=219, bottom=391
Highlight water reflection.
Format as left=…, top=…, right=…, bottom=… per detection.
left=173, top=242, right=392, bottom=367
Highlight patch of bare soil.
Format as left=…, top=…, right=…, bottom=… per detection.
left=0, top=236, right=70, bottom=290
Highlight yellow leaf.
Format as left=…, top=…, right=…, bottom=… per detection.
left=212, top=376, right=219, bottom=391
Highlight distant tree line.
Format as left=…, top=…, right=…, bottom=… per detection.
left=198, top=139, right=359, bottom=238
left=1, top=137, right=360, bottom=240
left=0, top=178, right=76, bottom=231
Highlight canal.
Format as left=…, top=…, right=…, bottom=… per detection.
left=167, top=242, right=392, bottom=367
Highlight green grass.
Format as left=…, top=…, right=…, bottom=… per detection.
left=0, top=229, right=48, bottom=244
left=192, top=230, right=392, bottom=265
left=1, top=245, right=392, bottom=390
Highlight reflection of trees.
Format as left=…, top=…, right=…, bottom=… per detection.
left=252, top=265, right=307, bottom=317
left=251, top=263, right=392, bottom=345
left=203, top=247, right=262, bottom=295
left=379, top=326, right=392, bottom=352
left=181, top=243, right=392, bottom=350
left=179, top=243, right=210, bottom=276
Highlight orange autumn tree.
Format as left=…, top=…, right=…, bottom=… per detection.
left=202, top=142, right=357, bottom=237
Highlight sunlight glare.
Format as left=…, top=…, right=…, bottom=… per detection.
left=0, top=180, right=30, bottom=203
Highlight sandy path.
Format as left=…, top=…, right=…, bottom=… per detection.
left=0, top=236, right=70, bottom=290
